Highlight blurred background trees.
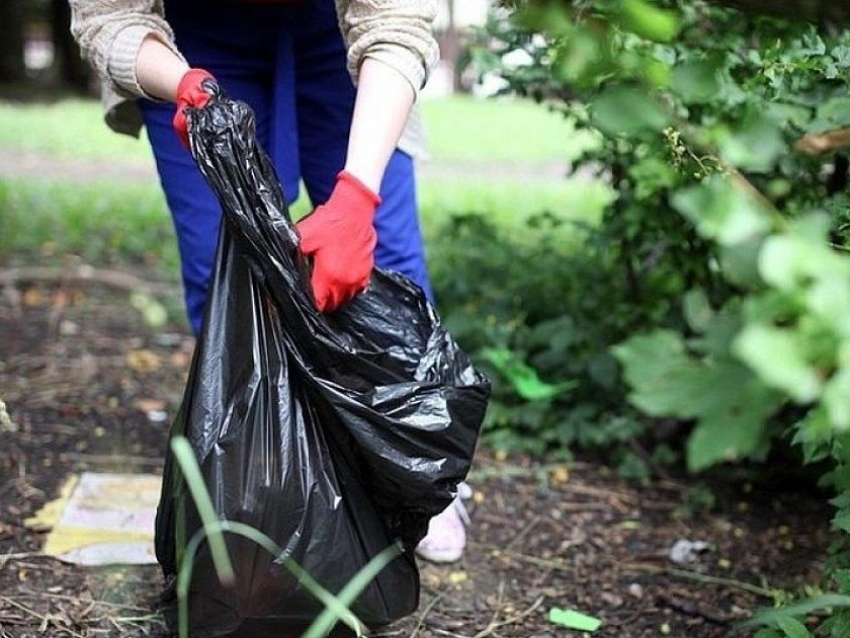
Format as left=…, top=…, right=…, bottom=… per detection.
left=0, top=0, right=90, bottom=92
left=0, top=0, right=484, bottom=97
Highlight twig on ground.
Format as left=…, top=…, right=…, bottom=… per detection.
left=0, top=552, right=36, bottom=565
left=0, top=595, right=87, bottom=638
left=0, top=265, right=176, bottom=297
left=619, top=562, right=779, bottom=600
left=474, top=543, right=574, bottom=573
left=472, top=579, right=504, bottom=638
left=472, top=595, right=546, bottom=638
left=20, top=589, right=154, bottom=613
left=657, top=592, right=732, bottom=625
left=409, top=587, right=450, bottom=638
left=505, top=516, right=542, bottom=551
left=0, top=552, right=41, bottom=573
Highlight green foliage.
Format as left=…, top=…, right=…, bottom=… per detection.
left=464, top=0, right=850, bottom=630
left=429, top=211, right=649, bottom=465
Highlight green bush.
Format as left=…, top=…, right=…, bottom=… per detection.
left=429, top=208, right=674, bottom=473
left=460, top=0, right=850, bottom=632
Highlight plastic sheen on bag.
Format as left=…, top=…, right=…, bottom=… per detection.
left=154, top=90, right=490, bottom=637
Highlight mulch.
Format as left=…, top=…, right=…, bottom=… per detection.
left=0, top=272, right=835, bottom=638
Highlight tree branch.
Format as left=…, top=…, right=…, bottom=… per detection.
left=703, top=0, right=850, bottom=25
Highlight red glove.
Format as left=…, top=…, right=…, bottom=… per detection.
left=172, top=68, right=216, bottom=147
left=297, top=171, right=381, bottom=312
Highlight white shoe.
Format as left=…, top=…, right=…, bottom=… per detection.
left=415, top=483, right=472, bottom=564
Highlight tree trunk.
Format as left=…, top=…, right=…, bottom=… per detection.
left=444, top=0, right=462, bottom=92
left=704, top=0, right=850, bottom=25
left=51, top=0, right=93, bottom=93
left=0, top=0, right=26, bottom=83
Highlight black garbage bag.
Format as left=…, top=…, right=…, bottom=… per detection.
left=154, top=90, right=490, bottom=637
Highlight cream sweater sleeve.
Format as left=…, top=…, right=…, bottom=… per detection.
left=336, top=0, right=440, bottom=96
left=69, top=0, right=185, bottom=99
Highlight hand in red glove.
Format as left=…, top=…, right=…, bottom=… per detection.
left=297, top=171, right=381, bottom=312
left=172, top=68, right=217, bottom=147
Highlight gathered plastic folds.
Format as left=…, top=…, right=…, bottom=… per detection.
left=154, top=90, right=490, bottom=637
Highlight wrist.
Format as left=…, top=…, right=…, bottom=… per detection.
left=177, top=68, right=215, bottom=102
left=330, top=171, right=381, bottom=215
left=341, top=163, right=382, bottom=194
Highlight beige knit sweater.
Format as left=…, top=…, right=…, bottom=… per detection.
left=68, top=0, right=438, bottom=154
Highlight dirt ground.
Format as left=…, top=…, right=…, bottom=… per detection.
left=0, top=271, right=836, bottom=638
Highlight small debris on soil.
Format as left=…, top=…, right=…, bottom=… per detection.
left=0, top=276, right=833, bottom=637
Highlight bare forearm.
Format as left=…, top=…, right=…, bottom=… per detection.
left=135, top=35, right=188, bottom=102
left=344, top=57, right=416, bottom=193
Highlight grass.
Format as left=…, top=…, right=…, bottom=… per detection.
left=0, top=179, right=179, bottom=274
left=420, top=95, right=599, bottom=165
left=0, top=99, right=152, bottom=161
left=0, top=95, right=596, bottom=164
left=0, top=94, right=613, bottom=273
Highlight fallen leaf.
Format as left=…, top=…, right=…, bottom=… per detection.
left=23, top=288, right=45, bottom=307
left=126, top=349, right=162, bottom=373
left=549, top=608, right=602, bottom=633
left=134, top=398, right=166, bottom=413
left=550, top=465, right=570, bottom=485
left=448, top=571, right=468, bottom=585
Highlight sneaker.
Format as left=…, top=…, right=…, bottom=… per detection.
left=415, top=483, right=473, bottom=564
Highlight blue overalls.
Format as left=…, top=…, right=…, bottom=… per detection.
left=139, top=0, right=433, bottom=334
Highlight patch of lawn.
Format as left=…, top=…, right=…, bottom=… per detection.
left=0, top=178, right=178, bottom=275
left=0, top=94, right=613, bottom=274
left=0, top=99, right=151, bottom=161
left=420, top=95, right=599, bottom=165
left=417, top=176, right=614, bottom=239
left=0, top=95, right=598, bottom=166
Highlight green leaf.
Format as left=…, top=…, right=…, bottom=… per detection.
left=549, top=607, right=603, bottom=632
left=776, top=617, right=812, bottom=638
left=615, top=327, right=781, bottom=471
left=822, top=367, right=850, bottom=430
left=617, top=0, right=680, bottom=42
left=171, top=436, right=235, bottom=586
left=672, top=177, right=773, bottom=246
left=718, top=238, right=765, bottom=289
left=482, top=347, right=576, bottom=401
left=297, top=544, right=401, bottom=638
left=807, top=96, right=850, bottom=133
left=130, top=291, right=169, bottom=328
left=683, top=289, right=714, bottom=333
left=685, top=363, right=781, bottom=471
left=742, top=595, right=850, bottom=629
left=672, top=60, right=721, bottom=104
left=832, top=510, right=850, bottom=534
left=834, top=569, right=850, bottom=592
left=758, top=227, right=850, bottom=294
left=716, top=115, right=786, bottom=173
left=628, top=155, right=677, bottom=200
left=591, top=86, right=670, bottom=137
left=733, top=324, right=822, bottom=403
left=613, top=330, right=701, bottom=417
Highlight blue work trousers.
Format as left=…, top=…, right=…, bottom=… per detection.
left=139, top=0, right=433, bottom=334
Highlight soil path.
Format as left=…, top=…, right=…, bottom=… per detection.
left=0, top=267, right=834, bottom=638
